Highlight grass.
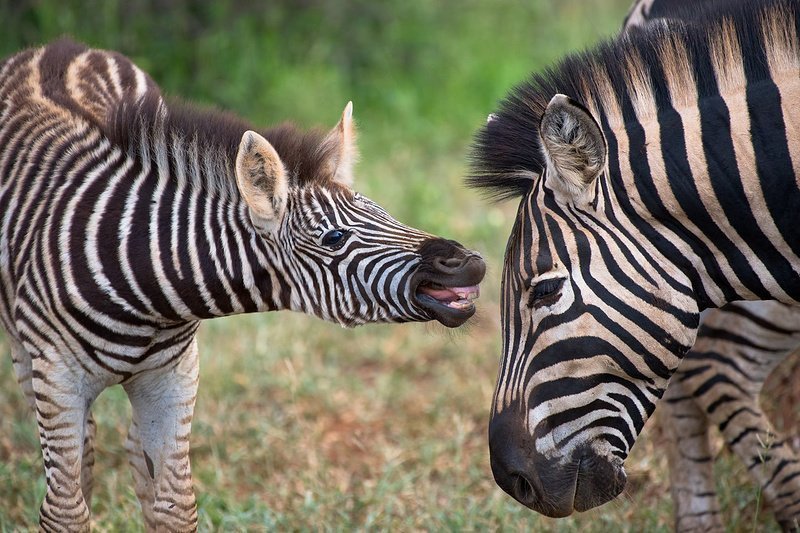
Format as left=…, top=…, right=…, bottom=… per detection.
left=0, top=0, right=787, bottom=530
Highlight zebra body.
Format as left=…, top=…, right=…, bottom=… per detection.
left=663, top=302, right=800, bottom=531
left=622, top=1, right=800, bottom=529
left=470, top=0, right=799, bottom=518
left=1, top=39, right=485, bottom=531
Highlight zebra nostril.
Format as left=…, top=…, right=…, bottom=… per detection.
left=511, top=473, right=537, bottom=505
left=433, top=256, right=465, bottom=273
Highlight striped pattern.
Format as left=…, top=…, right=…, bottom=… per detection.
left=624, top=2, right=800, bottom=529
left=662, top=301, right=800, bottom=532
left=1, top=40, right=483, bottom=531
left=470, top=0, right=800, bottom=518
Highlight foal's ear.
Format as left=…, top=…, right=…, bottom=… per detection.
left=235, top=130, right=288, bottom=231
left=321, top=101, right=358, bottom=187
left=539, top=94, right=606, bottom=198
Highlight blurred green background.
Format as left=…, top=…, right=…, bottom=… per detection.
left=0, top=0, right=781, bottom=531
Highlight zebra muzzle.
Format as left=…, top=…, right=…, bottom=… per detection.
left=412, top=239, right=486, bottom=327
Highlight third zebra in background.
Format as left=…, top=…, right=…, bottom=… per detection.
left=662, top=302, right=800, bottom=531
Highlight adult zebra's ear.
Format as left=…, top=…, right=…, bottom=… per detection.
left=321, top=101, right=358, bottom=187
left=235, top=130, right=288, bottom=231
left=539, top=94, right=607, bottom=200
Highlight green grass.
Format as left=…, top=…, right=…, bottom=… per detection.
left=0, top=0, right=784, bottom=530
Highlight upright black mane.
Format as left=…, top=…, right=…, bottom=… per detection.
left=468, top=0, right=799, bottom=201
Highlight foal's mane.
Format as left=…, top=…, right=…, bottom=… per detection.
left=105, top=88, right=338, bottom=190
left=468, top=0, right=799, bottom=201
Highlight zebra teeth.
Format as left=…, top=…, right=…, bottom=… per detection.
left=416, top=283, right=480, bottom=308
left=447, top=298, right=474, bottom=310
left=452, top=286, right=480, bottom=301
left=412, top=256, right=485, bottom=327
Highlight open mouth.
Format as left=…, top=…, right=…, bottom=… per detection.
left=411, top=245, right=485, bottom=328
left=414, top=281, right=480, bottom=327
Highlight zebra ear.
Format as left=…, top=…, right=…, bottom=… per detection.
left=322, top=101, right=358, bottom=187
left=235, top=130, right=288, bottom=230
left=539, top=94, right=606, bottom=197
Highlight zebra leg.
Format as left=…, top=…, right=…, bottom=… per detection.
left=680, top=343, right=800, bottom=529
left=31, top=356, right=98, bottom=532
left=660, top=374, right=724, bottom=532
left=12, top=337, right=97, bottom=530
left=708, top=395, right=800, bottom=530
left=123, top=340, right=199, bottom=532
left=124, top=417, right=158, bottom=530
left=9, top=336, right=36, bottom=411
left=81, top=412, right=97, bottom=509
left=13, top=332, right=99, bottom=524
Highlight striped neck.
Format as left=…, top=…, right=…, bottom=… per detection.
left=123, top=129, right=292, bottom=322
left=601, top=81, right=800, bottom=310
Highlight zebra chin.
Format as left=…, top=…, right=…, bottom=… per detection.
left=488, top=408, right=627, bottom=517
left=411, top=238, right=486, bottom=328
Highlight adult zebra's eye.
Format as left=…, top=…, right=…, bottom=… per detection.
left=321, top=229, right=348, bottom=249
left=528, top=277, right=565, bottom=308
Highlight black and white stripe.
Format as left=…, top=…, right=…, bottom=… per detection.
left=624, top=1, right=800, bottom=530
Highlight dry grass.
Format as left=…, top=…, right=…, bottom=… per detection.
left=1, top=278, right=783, bottom=531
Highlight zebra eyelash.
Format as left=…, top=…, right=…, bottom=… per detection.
left=320, top=228, right=351, bottom=250
left=527, top=277, right=565, bottom=308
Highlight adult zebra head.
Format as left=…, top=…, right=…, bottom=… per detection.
left=470, top=0, right=800, bottom=517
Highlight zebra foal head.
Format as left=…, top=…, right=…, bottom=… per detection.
left=234, top=102, right=485, bottom=328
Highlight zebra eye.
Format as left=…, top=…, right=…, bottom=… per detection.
left=321, top=229, right=348, bottom=249
left=528, top=278, right=565, bottom=308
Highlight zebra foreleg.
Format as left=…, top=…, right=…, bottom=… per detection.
left=679, top=348, right=800, bottom=531
left=80, top=412, right=97, bottom=510
left=660, top=376, right=724, bottom=533
left=123, top=341, right=200, bottom=532
left=709, top=396, right=800, bottom=530
left=124, top=417, right=158, bottom=530
left=31, top=355, right=100, bottom=533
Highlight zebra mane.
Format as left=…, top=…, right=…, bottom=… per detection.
left=468, top=0, right=799, bottom=201
left=105, top=90, right=341, bottom=194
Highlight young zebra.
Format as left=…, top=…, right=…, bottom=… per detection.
left=0, top=39, right=485, bottom=531
left=623, top=1, right=800, bottom=529
left=468, top=0, right=799, bottom=519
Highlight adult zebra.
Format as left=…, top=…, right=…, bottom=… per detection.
left=0, top=39, right=485, bottom=531
left=469, top=0, right=799, bottom=518
left=624, top=1, right=800, bottom=530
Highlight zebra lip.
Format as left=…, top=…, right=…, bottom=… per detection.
left=414, top=282, right=479, bottom=326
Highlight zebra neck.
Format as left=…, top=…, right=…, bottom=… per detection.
left=604, top=80, right=800, bottom=309
left=125, top=135, right=293, bottom=322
